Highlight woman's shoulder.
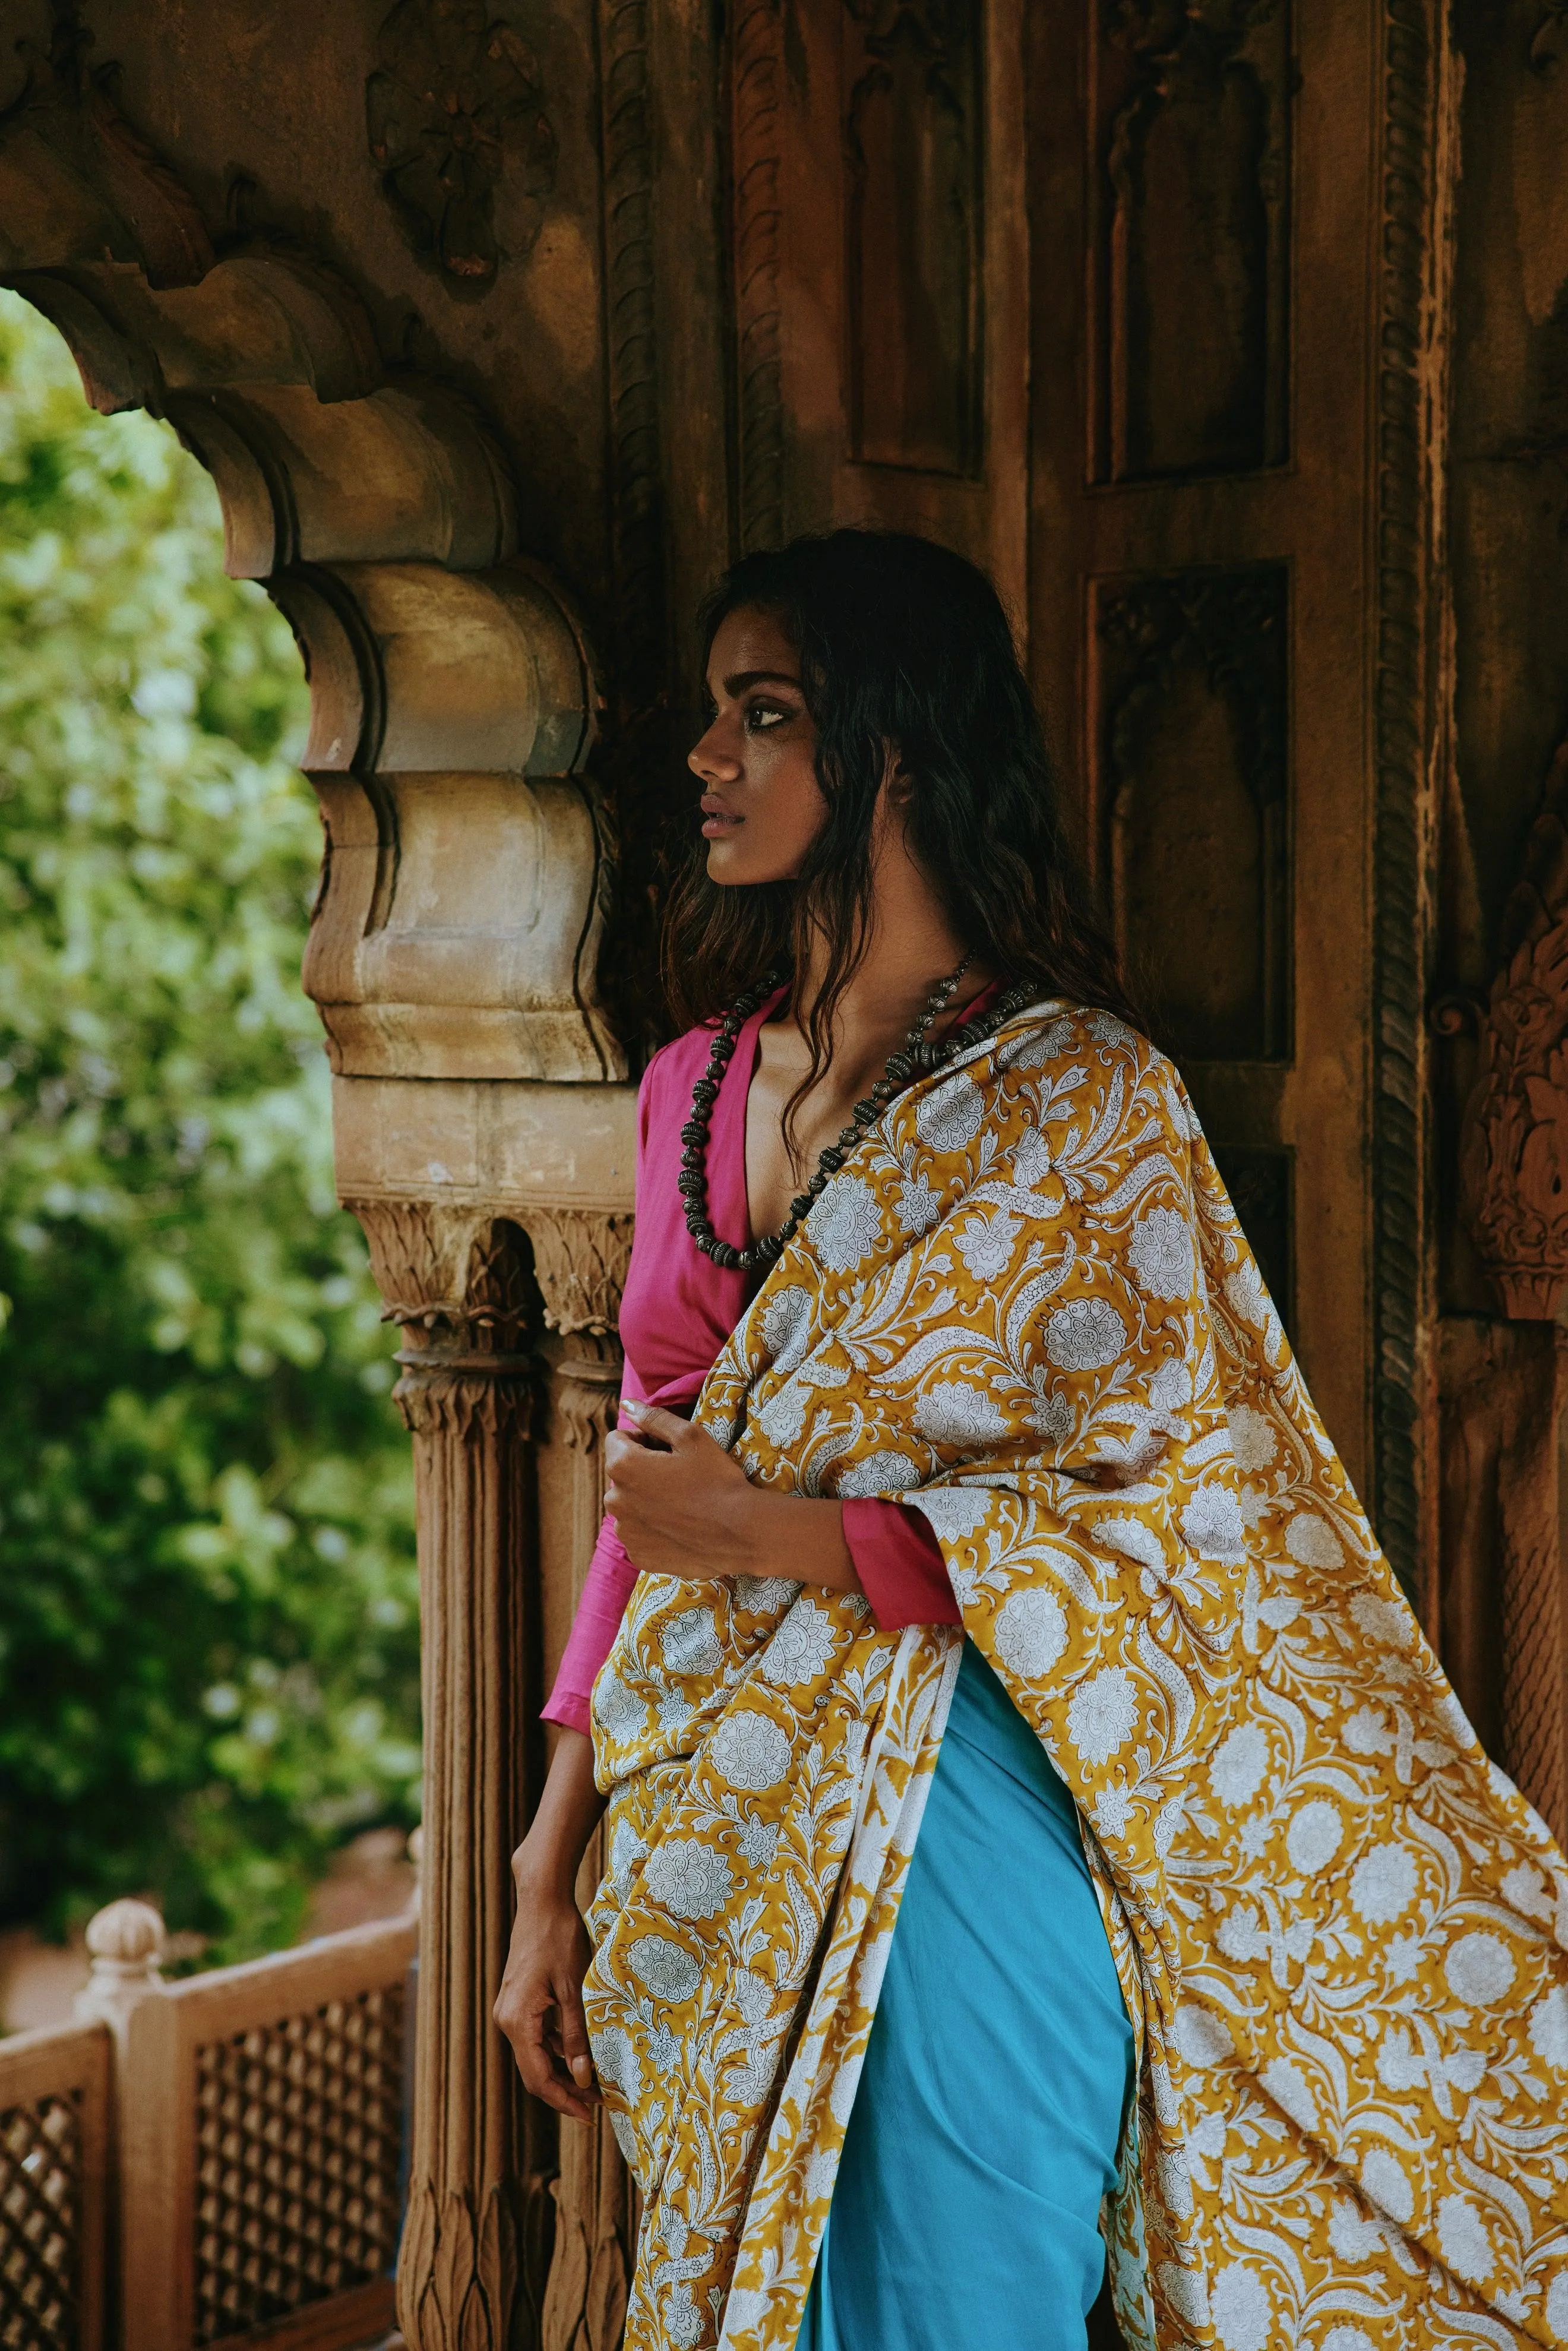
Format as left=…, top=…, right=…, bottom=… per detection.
left=637, top=1020, right=725, bottom=1145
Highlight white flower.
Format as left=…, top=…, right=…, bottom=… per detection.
left=807, top=1173, right=883, bottom=1273
left=1210, top=1723, right=1270, bottom=1808
left=657, top=1689, right=694, bottom=1737
left=1360, top=2145, right=1414, bottom=2225
left=761, top=1285, right=813, bottom=1374
left=1028, top=1387, right=1073, bottom=1443
left=1094, top=1785, right=1133, bottom=1837
left=1172, top=2001, right=1232, bottom=2068
left=994, top=1587, right=1067, bottom=1680
left=912, top=1487, right=991, bottom=1541
left=894, top=1169, right=941, bottom=1235
left=738, top=1815, right=779, bottom=1867
left=760, top=1598, right=838, bottom=1686
left=1044, top=1295, right=1126, bottom=1372
left=1286, top=1799, right=1343, bottom=1875
left=592, top=2024, right=643, bottom=2100
left=642, top=1838, right=734, bottom=1920
left=1286, top=1512, right=1343, bottom=1570
left=628, top=1933, right=702, bottom=2003
left=1157, top=2264, right=1210, bottom=2329
left=915, top=1071, right=985, bottom=1152
left=1530, top=1986, right=1568, bottom=2069
left=1350, top=1589, right=1415, bottom=1650
left=593, top=1670, right=646, bottom=1739
left=1128, top=1206, right=1193, bottom=1300
left=1444, top=1930, right=1516, bottom=2008
left=1181, top=1484, right=1246, bottom=1563
left=1260, top=2058, right=1317, bottom=2132
left=954, top=1210, right=1021, bottom=1282
left=710, top=1709, right=792, bottom=1792
left=757, top=1377, right=809, bottom=1449
left=1010, top=1126, right=1052, bottom=1189
left=1349, top=1840, right=1417, bottom=1925
left=1547, top=2273, right=1568, bottom=2339
left=609, top=1817, right=646, bottom=1890
left=1067, top=1665, right=1138, bottom=1765
left=837, top=1449, right=921, bottom=1499
left=734, top=1574, right=798, bottom=1614
left=1096, top=1516, right=1165, bottom=1571
left=1437, top=2194, right=1494, bottom=2284
left=1342, top=1705, right=1393, bottom=1756
left=1149, top=1357, right=1193, bottom=1417
left=1226, top=1402, right=1277, bottom=1471
left=913, top=1380, right=1006, bottom=1448
left=1210, top=2262, right=1271, bottom=2351
left=1088, top=1009, right=1135, bottom=1046
left=1322, top=2330, right=1377, bottom=2351
left=661, top=1607, right=724, bottom=1677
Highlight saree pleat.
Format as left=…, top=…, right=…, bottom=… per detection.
left=796, top=1639, right=1133, bottom=2350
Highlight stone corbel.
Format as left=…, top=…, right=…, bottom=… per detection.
left=1460, top=742, right=1568, bottom=1318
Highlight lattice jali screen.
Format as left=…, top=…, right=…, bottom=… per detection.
left=192, top=1982, right=406, bottom=2346
left=0, top=2091, right=82, bottom=2351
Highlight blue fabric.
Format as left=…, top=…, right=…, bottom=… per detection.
left=795, top=1639, right=1134, bottom=2351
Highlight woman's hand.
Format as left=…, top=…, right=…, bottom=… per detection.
left=605, top=1401, right=863, bottom=1591
left=494, top=1727, right=606, bottom=2124
left=494, top=1865, right=599, bottom=2122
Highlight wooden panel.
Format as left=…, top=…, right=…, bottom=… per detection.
left=121, top=1917, right=417, bottom=2351
left=1091, top=0, right=1291, bottom=484
left=1094, top=563, right=1289, bottom=1062
left=844, top=0, right=983, bottom=475
left=1029, top=1, right=1404, bottom=1519
left=0, top=2021, right=111, bottom=2351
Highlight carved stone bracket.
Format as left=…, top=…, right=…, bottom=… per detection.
left=523, top=1208, right=634, bottom=1338
left=1460, top=741, right=1568, bottom=1318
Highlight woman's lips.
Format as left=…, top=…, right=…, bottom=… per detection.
left=700, top=799, right=741, bottom=838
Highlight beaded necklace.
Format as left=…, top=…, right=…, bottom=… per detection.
left=679, top=959, right=1038, bottom=1273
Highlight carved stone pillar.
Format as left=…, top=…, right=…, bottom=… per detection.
left=525, top=1211, right=638, bottom=2351
left=351, top=1201, right=554, bottom=2351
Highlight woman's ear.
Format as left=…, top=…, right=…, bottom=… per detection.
left=881, top=745, right=915, bottom=811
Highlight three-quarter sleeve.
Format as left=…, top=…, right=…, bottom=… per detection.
left=540, top=1513, right=639, bottom=1737
left=842, top=1497, right=962, bottom=1629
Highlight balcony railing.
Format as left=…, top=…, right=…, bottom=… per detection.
left=0, top=1887, right=416, bottom=2351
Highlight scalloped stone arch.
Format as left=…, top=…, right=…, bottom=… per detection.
left=5, top=249, right=622, bottom=1088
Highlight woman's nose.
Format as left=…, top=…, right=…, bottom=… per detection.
left=688, top=723, right=741, bottom=783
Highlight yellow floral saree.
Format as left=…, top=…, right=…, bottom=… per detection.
left=584, top=1004, right=1568, bottom=2350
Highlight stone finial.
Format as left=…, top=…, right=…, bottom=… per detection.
left=75, top=1897, right=165, bottom=2031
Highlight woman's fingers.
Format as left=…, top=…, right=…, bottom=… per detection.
left=554, top=1967, right=600, bottom=2099
left=623, top=1399, right=696, bottom=1449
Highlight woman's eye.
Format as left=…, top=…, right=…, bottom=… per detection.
left=745, top=702, right=788, bottom=732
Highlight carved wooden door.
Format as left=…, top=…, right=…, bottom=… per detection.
left=745, top=0, right=1447, bottom=1573
left=1025, top=0, right=1447, bottom=1572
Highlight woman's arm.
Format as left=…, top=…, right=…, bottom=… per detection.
left=605, top=1401, right=863, bottom=1590
left=493, top=1727, right=607, bottom=2121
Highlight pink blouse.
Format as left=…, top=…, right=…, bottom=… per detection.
left=541, top=990, right=963, bottom=1736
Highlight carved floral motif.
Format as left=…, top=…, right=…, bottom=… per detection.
left=366, top=0, right=558, bottom=289
left=1461, top=745, right=1568, bottom=1319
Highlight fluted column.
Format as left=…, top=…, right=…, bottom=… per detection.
left=350, top=1202, right=554, bottom=2351
left=521, top=1211, right=638, bottom=2351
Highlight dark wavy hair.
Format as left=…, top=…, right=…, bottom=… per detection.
left=661, top=529, right=1141, bottom=1132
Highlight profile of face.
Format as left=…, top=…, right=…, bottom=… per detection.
left=688, top=605, right=828, bottom=885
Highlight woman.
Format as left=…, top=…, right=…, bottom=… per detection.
left=498, top=531, right=1568, bottom=2351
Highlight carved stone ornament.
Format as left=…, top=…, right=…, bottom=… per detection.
left=366, top=0, right=559, bottom=290
left=1460, top=743, right=1568, bottom=1318
left=0, top=13, right=216, bottom=287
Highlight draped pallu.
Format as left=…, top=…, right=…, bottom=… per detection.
left=583, top=1007, right=1568, bottom=2350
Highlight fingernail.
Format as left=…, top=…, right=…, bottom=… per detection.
left=571, top=2056, right=592, bottom=2085
left=622, top=1398, right=645, bottom=1420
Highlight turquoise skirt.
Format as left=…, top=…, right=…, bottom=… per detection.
left=796, top=1639, right=1133, bottom=2350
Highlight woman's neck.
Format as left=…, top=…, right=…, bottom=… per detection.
left=788, top=817, right=993, bottom=1094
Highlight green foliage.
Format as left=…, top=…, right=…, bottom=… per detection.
left=0, top=291, right=420, bottom=1961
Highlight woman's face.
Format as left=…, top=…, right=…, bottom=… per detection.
left=688, top=605, right=827, bottom=884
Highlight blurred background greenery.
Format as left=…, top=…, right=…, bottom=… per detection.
left=0, top=289, right=421, bottom=1966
